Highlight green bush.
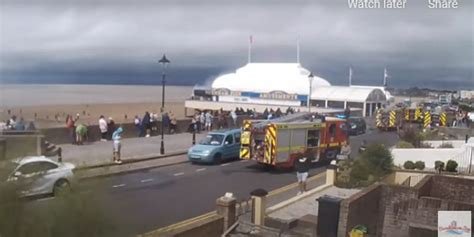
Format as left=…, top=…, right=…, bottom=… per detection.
left=337, top=143, right=394, bottom=188
left=446, top=160, right=458, bottom=172
left=435, top=160, right=445, bottom=172
left=419, top=142, right=433, bottom=148
left=414, top=161, right=425, bottom=170
left=397, top=140, right=415, bottom=148
left=403, top=161, right=415, bottom=169
left=438, top=142, right=454, bottom=148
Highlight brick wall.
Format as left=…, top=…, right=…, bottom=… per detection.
left=429, top=176, right=474, bottom=203
left=338, top=183, right=384, bottom=237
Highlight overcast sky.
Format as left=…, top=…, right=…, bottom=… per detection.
left=0, top=0, right=472, bottom=89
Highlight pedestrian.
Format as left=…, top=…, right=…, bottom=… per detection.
left=107, top=117, right=116, bottom=140
left=15, top=117, right=25, bottom=130
left=199, top=112, right=206, bottom=131
left=205, top=111, right=213, bottom=131
left=8, top=115, right=17, bottom=130
left=170, top=112, right=177, bottom=134
left=231, top=109, right=238, bottom=127
left=112, top=126, right=123, bottom=164
left=134, top=115, right=142, bottom=137
left=194, top=112, right=201, bottom=133
left=162, top=112, right=170, bottom=134
left=75, top=123, right=87, bottom=145
left=295, top=152, right=311, bottom=195
left=99, top=115, right=108, bottom=141
left=142, top=112, right=151, bottom=137
left=338, top=141, right=352, bottom=161
left=66, top=114, right=76, bottom=144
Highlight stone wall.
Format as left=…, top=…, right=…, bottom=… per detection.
left=142, top=215, right=224, bottom=237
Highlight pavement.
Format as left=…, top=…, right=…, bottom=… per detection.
left=59, top=132, right=207, bottom=168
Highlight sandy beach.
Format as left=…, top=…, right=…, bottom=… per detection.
left=0, top=84, right=194, bottom=128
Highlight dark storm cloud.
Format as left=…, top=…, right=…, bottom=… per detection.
left=0, top=0, right=472, bottom=89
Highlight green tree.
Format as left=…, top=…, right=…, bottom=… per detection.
left=403, top=161, right=415, bottom=169
left=414, top=161, right=425, bottom=170
left=446, top=160, right=458, bottom=172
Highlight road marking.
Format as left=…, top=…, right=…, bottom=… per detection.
left=267, top=171, right=326, bottom=197
left=35, top=197, right=55, bottom=202
left=173, top=172, right=185, bottom=176
left=220, top=163, right=230, bottom=166
left=240, top=159, right=249, bottom=162
left=196, top=168, right=206, bottom=172
left=140, top=178, right=154, bottom=183
left=112, top=184, right=126, bottom=188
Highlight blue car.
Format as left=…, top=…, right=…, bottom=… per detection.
left=188, top=129, right=241, bottom=164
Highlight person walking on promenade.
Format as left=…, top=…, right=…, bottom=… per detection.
left=205, top=111, right=213, bottom=131
left=134, top=115, right=142, bottom=137
left=112, top=126, right=123, bottom=164
left=195, top=112, right=201, bottom=133
left=169, top=112, right=177, bottom=134
left=142, top=111, right=151, bottom=137
left=295, top=152, right=311, bottom=195
left=107, top=117, right=116, bottom=140
left=66, top=114, right=77, bottom=144
left=231, top=109, right=238, bottom=127
left=162, top=112, right=170, bottom=134
left=199, top=112, right=206, bottom=131
left=99, top=115, right=108, bottom=141
left=15, top=117, right=26, bottom=130
left=75, top=123, right=87, bottom=145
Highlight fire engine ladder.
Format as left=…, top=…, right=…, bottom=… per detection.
left=250, top=112, right=313, bottom=129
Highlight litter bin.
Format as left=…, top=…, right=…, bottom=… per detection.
left=317, top=195, right=343, bottom=237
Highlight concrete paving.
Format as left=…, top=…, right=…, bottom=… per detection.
left=59, top=132, right=207, bottom=168
left=268, top=186, right=360, bottom=221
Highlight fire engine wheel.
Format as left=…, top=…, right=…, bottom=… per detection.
left=213, top=153, right=222, bottom=165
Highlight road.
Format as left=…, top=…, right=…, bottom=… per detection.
left=31, top=128, right=399, bottom=237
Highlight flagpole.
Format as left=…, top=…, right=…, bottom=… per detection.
left=297, top=38, right=300, bottom=64
left=349, top=67, right=353, bottom=86
left=248, top=35, right=252, bottom=64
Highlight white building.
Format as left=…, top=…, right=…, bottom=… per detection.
left=188, top=62, right=389, bottom=117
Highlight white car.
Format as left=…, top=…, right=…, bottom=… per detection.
left=0, top=156, right=75, bottom=197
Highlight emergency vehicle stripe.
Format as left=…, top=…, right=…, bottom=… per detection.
left=268, top=124, right=277, bottom=165
left=240, top=148, right=250, bottom=159
left=405, top=110, right=409, bottom=121
left=389, top=111, right=396, bottom=127
left=243, top=120, right=252, bottom=130
left=440, top=112, right=447, bottom=127
left=424, top=111, right=431, bottom=128
left=415, top=108, right=421, bottom=121
left=376, top=109, right=382, bottom=127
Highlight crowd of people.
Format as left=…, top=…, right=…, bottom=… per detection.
left=1, top=115, right=36, bottom=131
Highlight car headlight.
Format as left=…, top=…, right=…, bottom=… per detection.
left=202, top=150, right=211, bottom=155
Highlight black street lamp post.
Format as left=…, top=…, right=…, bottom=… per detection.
left=159, top=54, right=170, bottom=155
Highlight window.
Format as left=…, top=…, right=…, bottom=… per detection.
left=234, top=132, right=241, bottom=144
left=328, top=124, right=337, bottom=137
left=18, top=162, right=43, bottom=175
left=307, top=130, right=320, bottom=148
left=40, top=162, right=58, bottom=171
left=18, top=162, right=58, bottom=175
left=225, top=135, right=233, bottom=145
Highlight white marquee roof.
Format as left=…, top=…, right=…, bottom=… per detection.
left=211, top=63, right=330, bottom=95
left=311, top=86, right=387, bottom=102
left=350, top=85, right=393, bottom=99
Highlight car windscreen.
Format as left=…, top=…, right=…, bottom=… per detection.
left=200, top=134, right=224, bottom=146
left=0, top=161, right=17, bottom=181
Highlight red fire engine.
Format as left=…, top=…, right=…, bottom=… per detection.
left=239, top=113, right=348, bottom=168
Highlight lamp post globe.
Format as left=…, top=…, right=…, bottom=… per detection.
left=308, top=72, right=314, bottom=112
left=159, top=54, right=170, bottom=155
